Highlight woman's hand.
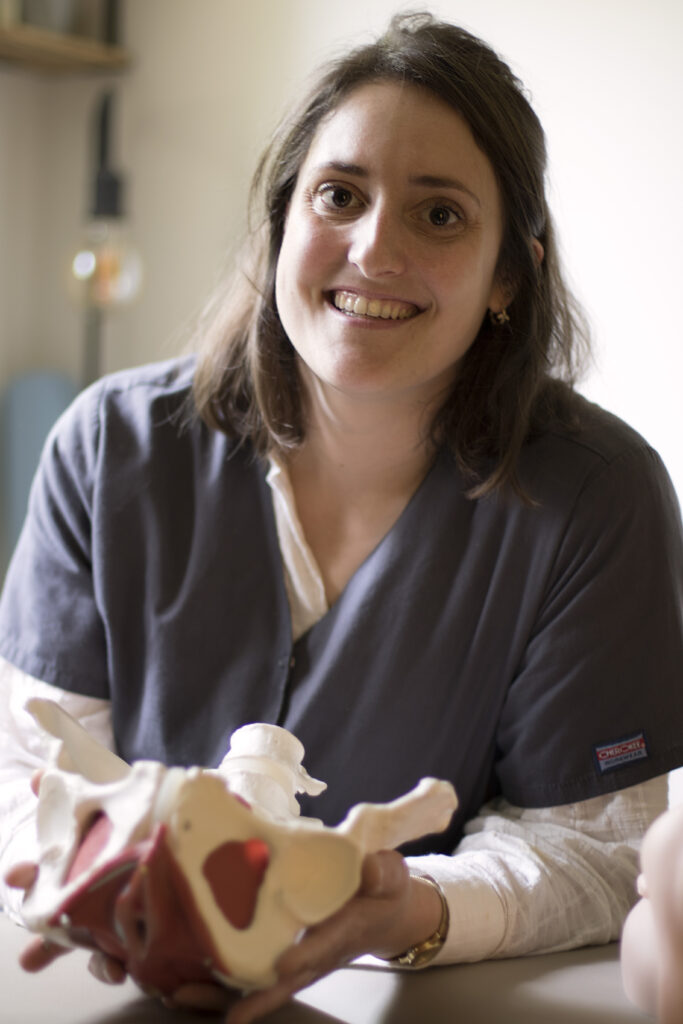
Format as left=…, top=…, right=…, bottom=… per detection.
left=7, top=792, right=443, bottom=1024
left=4, top=770, right=77, bottom=974
left=4, top=857, right=128, bottom=984
left=4, top=861, right=69, bottom=972
left=5, top=767, right=129, bottom=987
left=170, top=849, right=444, bottom=1024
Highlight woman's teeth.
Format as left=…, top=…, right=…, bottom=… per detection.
left=332, top=291, right=417, bottom=321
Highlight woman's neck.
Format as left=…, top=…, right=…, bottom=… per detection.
left=284, top=375, right=440, bottom=603
left=296, top=375, right=438, bottom=496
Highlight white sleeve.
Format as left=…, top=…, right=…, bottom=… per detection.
left=0, top=656, right=114, bottom=922
left=405, top=774, right=669, bottom=964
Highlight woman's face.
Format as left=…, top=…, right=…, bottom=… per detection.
left=275, top=81, right=508, bottom=411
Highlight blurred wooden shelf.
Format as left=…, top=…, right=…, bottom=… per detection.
left=0, top=22, right=129, bottom=73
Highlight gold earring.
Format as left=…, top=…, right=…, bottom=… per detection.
left=489, top=308, right=510, bottom=326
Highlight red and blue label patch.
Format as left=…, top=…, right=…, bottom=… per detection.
left=593, top=731, right=649, bottom=774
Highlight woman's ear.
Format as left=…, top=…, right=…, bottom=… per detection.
left=488, top=237, right=545, bottom=316
left=532, top=238, right=544, bottom=266
left=488, top=273, right=516, bottom=317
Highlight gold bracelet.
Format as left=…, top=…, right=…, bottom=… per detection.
left=388, top=873, right=450, bottom=968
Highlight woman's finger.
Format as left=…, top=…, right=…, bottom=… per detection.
left=166, top=981, right=235, bottom=1011
left=358, top=849, right=410, bottom=899
left=30, top=770, right=44, bottom=797
left=88, top=951, right=127, bottom=986
left=19, top=935, right=71, bottom=972
left=4, top=861, right=38, bottom=890
left=225, top=972, right=316, bottom=1024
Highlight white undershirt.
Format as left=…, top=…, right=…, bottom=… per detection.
left=0, top=457, right=670, bottom=963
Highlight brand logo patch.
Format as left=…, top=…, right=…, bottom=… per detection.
left=593, top=732, right=649, bottom=774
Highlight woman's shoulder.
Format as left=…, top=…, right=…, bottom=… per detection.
left=42, top=356, right=258, bottom=493
left=94, top=354, right=198, bottom=413
left=512, top=386, right=679, bottom=526
left=524, top=387, right=662, bottom=489
left=49, top=356, right=197, bottom=440
left=543, top=388, right=653, bottom=463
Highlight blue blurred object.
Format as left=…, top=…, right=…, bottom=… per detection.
left=1, top=372, right=78, bottom=564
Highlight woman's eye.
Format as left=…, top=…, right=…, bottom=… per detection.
left=314, top=185, right=360, bottom=212
left=423, top=204, right=462, bottom=228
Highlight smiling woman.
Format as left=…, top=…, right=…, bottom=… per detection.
left=0, top=11, right=682, bottom=1024
left=193, top=15, right=585, bottom=500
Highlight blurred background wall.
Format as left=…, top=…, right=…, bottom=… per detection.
left=1, top=0, right=682, bottom=574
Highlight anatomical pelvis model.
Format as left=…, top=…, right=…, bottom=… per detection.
left=17, top=698, right=458, bottom=995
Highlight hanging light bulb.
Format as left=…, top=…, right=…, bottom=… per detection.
left=71, top=221, right=142, bottom=307
left=70, top=92, right=142, bottom=309
left=69, top=91, right=142, bottom=383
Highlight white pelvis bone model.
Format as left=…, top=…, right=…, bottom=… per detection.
left=20, top=698, right=457, bottom=995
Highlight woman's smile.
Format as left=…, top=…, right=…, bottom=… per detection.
left=329, top=290, right=422, bottom=323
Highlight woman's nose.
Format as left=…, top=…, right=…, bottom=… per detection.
left=347, top=207, right=407, bottom=278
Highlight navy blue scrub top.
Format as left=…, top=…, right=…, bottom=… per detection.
left=1, top=358, right=682, bottom=855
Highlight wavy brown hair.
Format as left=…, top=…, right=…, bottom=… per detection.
left=192, top=12, right=590, bottom=496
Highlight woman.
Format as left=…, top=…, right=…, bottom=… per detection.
left=1, top=12, right=682, bottom=1023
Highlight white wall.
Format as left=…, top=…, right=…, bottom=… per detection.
left=1, top=0, right=682, bottom=486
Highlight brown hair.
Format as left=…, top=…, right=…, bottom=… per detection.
left=191, top=12, right=589, bottom=496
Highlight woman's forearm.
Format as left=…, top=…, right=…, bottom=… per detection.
left=404, top=776, right=668, bottom=964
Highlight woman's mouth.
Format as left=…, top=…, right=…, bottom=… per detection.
left=330, top=290, right=420, bottom=321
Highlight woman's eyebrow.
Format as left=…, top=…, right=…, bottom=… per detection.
left=311, top=161, right=367, bottom=177
left=309, top=163, right=481, bottom=208
left=410, top=174, right=481, bottom=207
